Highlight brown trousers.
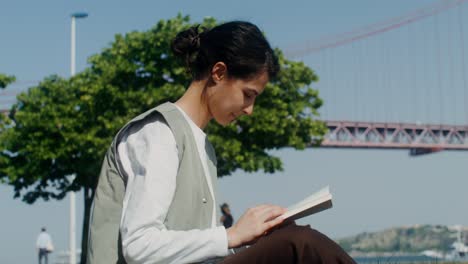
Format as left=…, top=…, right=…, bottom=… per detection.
left=220, top=223, right=357, bottom=264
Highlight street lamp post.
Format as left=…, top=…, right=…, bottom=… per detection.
left=70, top=11, right=88, bottom=264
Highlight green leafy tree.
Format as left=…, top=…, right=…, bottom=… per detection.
left=0, top=73, right=16, bottom=135
left=0, top=15, right=326, bottom=263
left=0, top=74, right=16, bottom=89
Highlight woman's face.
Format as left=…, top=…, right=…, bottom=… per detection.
left=206, top=63, right=269, bottom=126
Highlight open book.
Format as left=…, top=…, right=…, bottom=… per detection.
left=278, top=186, right=333, bottom=222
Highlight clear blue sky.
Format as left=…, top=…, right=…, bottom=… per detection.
left=0, top=0, right=467, bottom=263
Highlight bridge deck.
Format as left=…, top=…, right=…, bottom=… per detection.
left=321, top=120, right=468, bottom=151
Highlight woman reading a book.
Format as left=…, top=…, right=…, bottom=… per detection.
left=87, top=21, right=356, bottom=264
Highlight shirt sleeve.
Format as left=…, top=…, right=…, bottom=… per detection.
left=117, top=115, right=229, bottom=264
left=46, top=234, right=52, bottom=245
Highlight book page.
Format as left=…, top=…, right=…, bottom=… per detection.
left=278, top=186, right=333, bottom=221
left=286, top=186, right=330, bottom=212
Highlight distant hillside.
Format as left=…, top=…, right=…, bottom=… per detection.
left=337, top=225, right=467, bottom=254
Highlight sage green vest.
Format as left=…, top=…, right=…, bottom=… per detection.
left=87, top=102, right=219, bottom=264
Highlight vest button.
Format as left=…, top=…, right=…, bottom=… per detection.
left=202, top=198, right=207, bottom=203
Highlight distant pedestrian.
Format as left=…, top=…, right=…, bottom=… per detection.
left=220, top=203, right=234, bottom=228
left=36, top=227, right=53, bottom=264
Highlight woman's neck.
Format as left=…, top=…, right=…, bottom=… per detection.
left=175, top=80, right=212, bottom=130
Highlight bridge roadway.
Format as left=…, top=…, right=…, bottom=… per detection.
left=321, top=120, right=468, bottom=153
left=1, top=109, right=467, bottom=152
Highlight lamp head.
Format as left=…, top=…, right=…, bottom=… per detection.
left=71, top=12, right=88, bottom=19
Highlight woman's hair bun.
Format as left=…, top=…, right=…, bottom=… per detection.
left=170, top=25, right=202, bottom=67
left=171, top=21, right=279, bottom=81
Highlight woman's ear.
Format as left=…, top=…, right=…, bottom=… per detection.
left=211, top=62, right=227, bottom=83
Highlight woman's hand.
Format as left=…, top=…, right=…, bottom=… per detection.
left=226, top=204, right=287, bottom=248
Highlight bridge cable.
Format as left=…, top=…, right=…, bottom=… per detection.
left=407, top=23, right=412, bottom=124
left=457, top=2, right=467, bottom=125
left=447, top=8, right=456, bottom=125
left=422, top=18, right=431, bottom=124
left=434, top=14, right=443, bottom=125
left=352, top=42, right=358, bottom=122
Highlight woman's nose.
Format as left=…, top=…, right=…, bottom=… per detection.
left=242, top=104, right=254, bottom=115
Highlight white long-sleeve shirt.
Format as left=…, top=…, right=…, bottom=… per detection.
left=117, top=103, right=229, bottom=264
left=36, top=231, right=52, bottom=249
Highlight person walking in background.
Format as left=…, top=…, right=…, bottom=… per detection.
left=36, top=227, right=53, bottom=264
left=220, top=203, right=234, bottom=229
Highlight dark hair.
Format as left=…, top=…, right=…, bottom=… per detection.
left=171, top=21, right=279, bottom=81
left=220, top=203, right=229, bottom=215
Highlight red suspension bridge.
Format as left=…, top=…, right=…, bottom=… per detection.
left=286, top=0, right=468, bottom=153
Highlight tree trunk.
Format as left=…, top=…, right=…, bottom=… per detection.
left=80, top=186, right=95, bottom=264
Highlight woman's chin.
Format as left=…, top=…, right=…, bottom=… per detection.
left=215, top=116, right=235, bottom=127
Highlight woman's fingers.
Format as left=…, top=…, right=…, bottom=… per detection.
left=258, top=205, right=286, bottom=222
left=254, top=205, right=286, bottom=234
left=227, top=204, right=287, bottom=247
left=248, top=204, right=273, bottom=213
left=263, top=215, right=284, bottom=230
left=260, top=206, right=286, bottom=233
